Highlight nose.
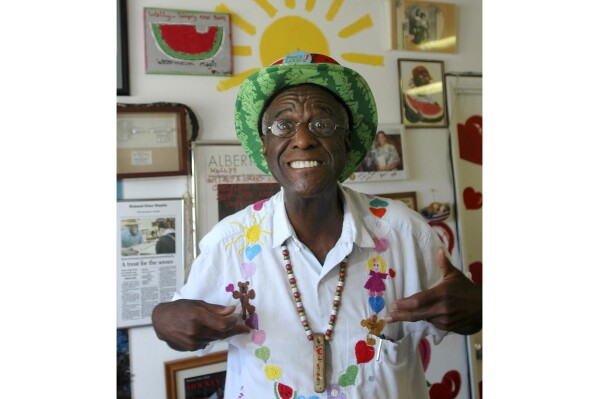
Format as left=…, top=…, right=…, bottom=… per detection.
left=290, top=122, right=318, bottom=149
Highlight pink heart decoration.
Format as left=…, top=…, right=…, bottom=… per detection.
left=252, top=329, right=266, bottom=346
left=225, top=283, right=234, bottom=292
left=253, top=199, right=268, bottom=211
left=240, top=262, right=257, bottom=279
left=463, top=187, right=482, bottom=210
left=373, top=236, right=389, bottom=253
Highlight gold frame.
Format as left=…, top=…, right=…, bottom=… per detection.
left=164, top=351, right=227, bottom=399
left=379, top=191, right=418, bottom=211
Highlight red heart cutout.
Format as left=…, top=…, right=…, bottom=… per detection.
left=355, top=340, right=375, bottom=364
left=389, top=268, right=396, bottom=278
left=369, top=207, right=387, bottom=218
left=463, top=187, right=482, bottom=210
left=418, top=337, right=431, bottom=371
left=457, top=115, right=482, bottom=165
left=429, top=370, right=461, bottom=399
left=469, top=261, right=482, bottom=285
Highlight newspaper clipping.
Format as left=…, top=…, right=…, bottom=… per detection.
left=117, top=198, right=184, bottom=328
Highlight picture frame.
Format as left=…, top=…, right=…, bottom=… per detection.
left=117, top=0, right=130, bottom=95
left=379, top=191, right=419, bottom=211
left=165, top=352, right=227, bottom=399
left=398, top=59, right=448, bottom=128
left=144, top=8, right=233, bottom=76
left=117, top=198, right=186, bottom=328
left=117, top=104, right=190, bottom=179
left=389, top=0, right=457, bottom=53
left=346, top=123, right=408, bottom=183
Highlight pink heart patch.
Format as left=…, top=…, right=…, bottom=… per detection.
left=240, top=262, right=256, bottom=279
left=373, top=236, right=389, bottom=253
left=253, top=199, right=268, bottom=211
left=252, top=330, right=266, bottom=346
left=225, top=283, right=234, bottom=292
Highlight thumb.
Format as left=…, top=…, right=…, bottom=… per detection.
left=193, top=300, right=237, bottom=316
left=436, top=247, right=456, bottom=278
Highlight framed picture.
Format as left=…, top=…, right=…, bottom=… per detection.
left=165, top=352, right=227, bottom=399
left=193, top=141, right=279, bottom=250
left=117, top=104, right=190, bottom=179
left=398, top=59, right=448, bottom=128
left=379, top=191, right=419, bottom=211
left=389, top=0, right=457, bottom=53
left=346, top=123, right=408, bottom=183
left=117, top=198, right=186, bottom=328
left=144, top=8, right=233, bottom=76
left=117, top=0, right=130, bottom=95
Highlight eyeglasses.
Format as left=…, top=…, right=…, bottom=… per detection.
left=267, top=118, right=346, bottom=138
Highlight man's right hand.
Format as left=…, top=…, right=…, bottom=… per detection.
left=151, top=299, right=251, bottom=351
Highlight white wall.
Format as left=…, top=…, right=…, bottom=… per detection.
left=118, top=1, right=482, bottom=398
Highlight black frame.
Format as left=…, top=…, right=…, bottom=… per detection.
left=117, top=0, right=130, bottom=96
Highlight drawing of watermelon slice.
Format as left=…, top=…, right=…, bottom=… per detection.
left=404, top=94, right=445, bottom=123
left=151, top=23, right=223, bottom=60
left=273, top=382, right=297, bottom=399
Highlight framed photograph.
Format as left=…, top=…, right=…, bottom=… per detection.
left=346, top=124, right=408, bottom=183
left=379, top=191, right=419, bottom=211
left=117, top=0, right=130, bottom=95
left=389, top=0, right=457, bottom=53
left=117, top=104, right=190, bottom=179
left=165, top=352, right=227, bottom=399
left=398, top=59, right=448, bottom=128
left=144, top=8, right=233, bottom=76
left=117, top=198, right=185, bottom=328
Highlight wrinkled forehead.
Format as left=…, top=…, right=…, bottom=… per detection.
left=264, top=84, right=350, bottom=119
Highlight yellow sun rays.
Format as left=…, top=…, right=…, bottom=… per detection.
left=215, top=0, right=383, bottom=91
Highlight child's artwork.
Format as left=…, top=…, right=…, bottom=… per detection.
left=144, top=8, right=233, bottom=76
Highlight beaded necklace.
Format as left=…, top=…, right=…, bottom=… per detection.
left=282, top=245, right=348, bottom=393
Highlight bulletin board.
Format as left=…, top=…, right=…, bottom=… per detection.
left=192, top=141, right=280, bottom=252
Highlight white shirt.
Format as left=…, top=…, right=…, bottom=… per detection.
left=175, top=184, right=447, bottom=398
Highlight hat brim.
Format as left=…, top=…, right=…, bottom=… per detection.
left=234, top=63, right=377, bottom=182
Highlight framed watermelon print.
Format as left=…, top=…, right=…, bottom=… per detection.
left=144, top=8, right=232, bottom=76
left=398, top=59, right=448, bottom=128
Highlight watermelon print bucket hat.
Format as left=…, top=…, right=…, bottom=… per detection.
left=234, top=51, right=378, bottom=182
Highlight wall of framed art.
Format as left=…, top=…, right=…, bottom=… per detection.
left=116, top=1, right=482, bottom=398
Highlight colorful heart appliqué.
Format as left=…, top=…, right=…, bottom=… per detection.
left=368, top=296, right=385, bottom=314
left=339, top=365, right=358, bottom=387
left=245, top=244, right=262, bottom=261
left=355, top=340, right=375, bottom=364
left=252, top=329, right=266, bottom=346
left=240, top=262, right=257, bottom=279
left=373, top=236, right=389, bottom=253
left=225, top=283, right=234, bottom=292
left=369, top=207, right=387, bottom=218
left=245, top=312, right=259, bottom=330
left=369, top=198, right=389, bottom=208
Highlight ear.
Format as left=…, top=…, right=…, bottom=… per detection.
left=261, top=134, right=267, bottom=155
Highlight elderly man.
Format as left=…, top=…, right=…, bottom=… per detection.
left=152, top=51, right=481, bottom=398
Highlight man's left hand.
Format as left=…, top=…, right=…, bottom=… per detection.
left=384, top=248, right=482, bottom=335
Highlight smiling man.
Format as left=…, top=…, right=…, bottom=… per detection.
left=152, top=51, right=481, bottom=399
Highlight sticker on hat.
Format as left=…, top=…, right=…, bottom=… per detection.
left=282, top=51, right=312, bottom=64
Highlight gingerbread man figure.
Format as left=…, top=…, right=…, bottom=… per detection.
left=361, top=315, right=386, bottom=345
left=232, top=281, right=256, bottom=320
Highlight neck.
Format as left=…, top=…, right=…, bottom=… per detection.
left=284, top=186, right=344, bottom=264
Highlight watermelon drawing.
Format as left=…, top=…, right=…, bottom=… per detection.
left=151, top=23, right=224, bottom=60
left=273, top=382, right=297, bottom=399
left=403, top=94, right=445, bottom=123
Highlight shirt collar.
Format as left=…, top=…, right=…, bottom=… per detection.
left=271, top=184, right=376, bottom=250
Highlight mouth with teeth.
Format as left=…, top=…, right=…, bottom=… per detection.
left=289, top=160, right=322, bottom=169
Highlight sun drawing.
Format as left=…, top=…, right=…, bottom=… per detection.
left=225, top=212, right=272, bottom=256
left=213, top=0, right=385, bottom=91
